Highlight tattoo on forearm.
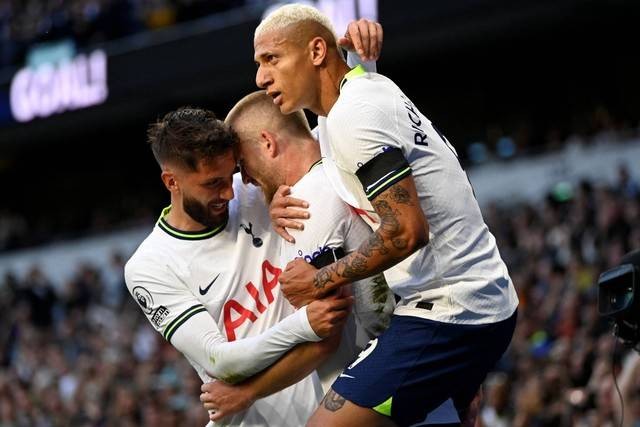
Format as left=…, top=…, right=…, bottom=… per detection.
left=313, top=183, right=412, bottom=289
left=392, top=237, right=408, bottom=250
left=361, top=232, right=389, bottom=257
left=341, top=254, right=368, bottom=278
left=373, top=198, right=401, bottom=236
left=390, top=184, right=412, bottom=205
left=323, top=390, right=346, bottom=412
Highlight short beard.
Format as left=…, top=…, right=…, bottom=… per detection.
left=183, top=195, right=227, bottom=229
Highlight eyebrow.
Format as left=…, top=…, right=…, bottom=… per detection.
left=202, top=177, right=222, bottom=185
left=254, top=50, right=272, bottom=62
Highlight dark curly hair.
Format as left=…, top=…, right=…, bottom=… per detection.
left=147, top=107, right=236, bottom=171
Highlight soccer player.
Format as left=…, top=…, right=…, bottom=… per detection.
left=226, top=90, right=395, bottom=392
left=253, top=5, right=520, bottom=427
left=125, top=18, right=386, bottom=427
left=125, top=108, right=349, bottom=426
left=200, top=94, right=459, bottom=425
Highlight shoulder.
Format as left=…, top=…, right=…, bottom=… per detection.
left=337, top=73, right=398, bottom=110
left=329, top=75, right=399, bottom=131
left=292, top=165, right=349, bottom=210
left=124, top=229, right=175, bottom=288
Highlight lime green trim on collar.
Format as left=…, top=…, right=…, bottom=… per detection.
left=157, top=205, right=226, bottom=240
left=308, top=158, right=323, bottom=173
left=339, top=64, right=367, bottom=91
left=372, top=396, right=393, bottom=416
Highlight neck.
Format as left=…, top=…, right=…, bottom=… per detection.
left=310, top=59, right=350, bottom=117
left=282, top=136, right=322, bottom=186
left=165, top=197, right=209, bottom=231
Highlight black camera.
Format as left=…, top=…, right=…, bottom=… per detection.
left=598, top=250, right=640, bottom=351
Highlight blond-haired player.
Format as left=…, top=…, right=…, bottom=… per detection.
left=253, top=5, right=519, bottom=427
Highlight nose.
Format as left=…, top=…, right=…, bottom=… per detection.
left=256, top=65, right=272, bottom=89
left=220, top=179, right=234, bottom=201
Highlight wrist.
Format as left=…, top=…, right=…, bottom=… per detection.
left=313, top=267, right=344, bottom=297
left=241, top=382, right=259, bottom=402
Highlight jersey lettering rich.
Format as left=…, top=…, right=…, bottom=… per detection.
left=318, top=66, right=519, bottom=325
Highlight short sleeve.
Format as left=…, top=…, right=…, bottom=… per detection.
left=124, top=256, right=208, bottom=343
left=327, top=100, right=412, bottom=201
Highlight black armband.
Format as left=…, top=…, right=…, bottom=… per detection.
left=355, top=147, right=412, bottom=201
left=310, top=247, right=346, bottom=269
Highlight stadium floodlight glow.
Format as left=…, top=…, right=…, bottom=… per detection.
left=9, top=49, right=108, bottom=123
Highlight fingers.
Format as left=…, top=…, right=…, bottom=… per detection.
left=375, top=22, right=383, bottom=59
left=274, top=217, right=305, bottom=231
left=270, top=186, right=309, bottom=244
left=340, top=19, right=383, bottom=61
left=330, top=308, right=350, bottom=324
left=347, top=20, right=364, bottom=58
left=337, top=36, right=352, bottom=51
left=369, top=21, right=382, bottom=60
left=280, top=196, right=309, bottom=209
left=210, top=409, right=226, bottom=422
left=274, top=185, right=291, bottom=199
left=275, top=225, right=295, bottom=244
left=270, top=186, right=309, bottom=210
left=355, top=19, right=369, bottom=58
left=327, top=295, right=354, bottom=311
left=284, top=258, right=305, bottom=272
left=272, top=206, right=309, bottom=221
left=271, top=197, right=309, bottom=214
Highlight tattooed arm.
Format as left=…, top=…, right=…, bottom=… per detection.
left=279, top=175, right=428, bottom=307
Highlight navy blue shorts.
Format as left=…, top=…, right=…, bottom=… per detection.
left=331, top=311, right=517, bottom=427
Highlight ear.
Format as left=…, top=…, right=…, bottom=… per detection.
left=161, top=170, right=179, bottom=193
left=260, top=130, right=278, bottom=158
left=308, top=36, right=328, bottom=66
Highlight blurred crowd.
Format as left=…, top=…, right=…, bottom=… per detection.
left=480, top=166, right=640, bottom=426
left=465, top=106, right=640, bottom=164
left=0, top=165, right=638, bottom=426
left=0, top=253, right=209, bottom=427
left=0, top=0, right=246, bottom=67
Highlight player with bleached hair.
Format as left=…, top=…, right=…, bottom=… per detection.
left=125, top=18, right=388, bottom=427
left=253, top=4, right=519, bottom=427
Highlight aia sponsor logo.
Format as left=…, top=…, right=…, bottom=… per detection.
left=223, top=260, right=281, bottom=341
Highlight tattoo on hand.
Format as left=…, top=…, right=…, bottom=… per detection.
left=323, top=390, right=346, bottom=412
left=314, top=268, right=334, bottom=290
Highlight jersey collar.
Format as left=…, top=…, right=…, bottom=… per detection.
left=307, top=158, right=323, bottom=173
left=156, top=205, right=227, bottom=240
left=339, top=64, right=367, bottom=92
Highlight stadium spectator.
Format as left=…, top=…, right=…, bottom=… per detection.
left=0, top=168, right=638, bottom=425
left=0, top=0, right=246, bottom=67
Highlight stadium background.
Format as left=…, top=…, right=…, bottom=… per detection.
left=1, top=0, right=639, bottom=425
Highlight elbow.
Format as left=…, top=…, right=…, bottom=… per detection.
left=408, top=229, right=429, bottom=252
left=208, top=361, right=248, bottom=384
left=398, top=223, right=429, bottom=255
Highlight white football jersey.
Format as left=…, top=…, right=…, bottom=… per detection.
left=318, top=66, right=519, bottom=325
left=125, top=174, right=323, bottom=427
left=282, top=160, right=395, bottom=392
